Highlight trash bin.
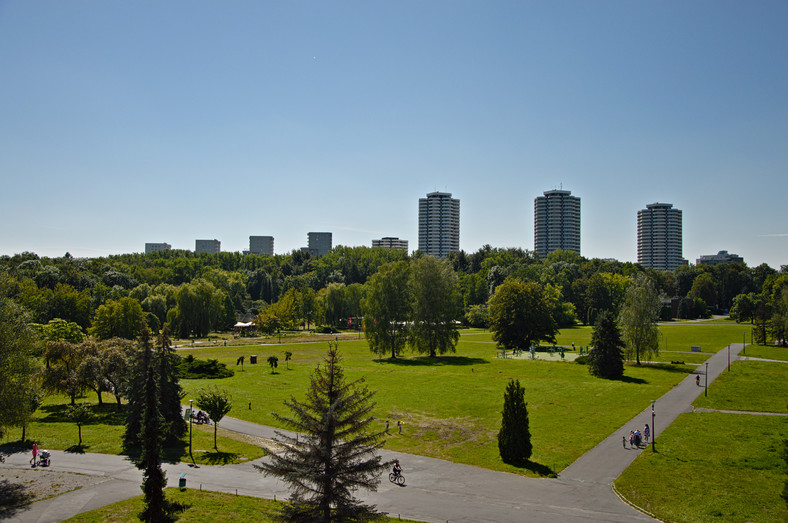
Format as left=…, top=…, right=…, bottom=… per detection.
left=250, top=355, right=257, bottom=364
left=179, top=473, right=187, bottom=489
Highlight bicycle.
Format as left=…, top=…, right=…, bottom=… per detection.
left=388, top=471, right=405, bottom=486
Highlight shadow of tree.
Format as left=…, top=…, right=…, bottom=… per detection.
left=38, top=403, right=127, bottom=426
left=198, top=451, right=239, bottom=465
left=0, top=441, right=34, bottom=454
left=505, top=459, right=556, bottom=478
left=0, top=479, right=34, bottom=515
left=636, top=363, right=695, bottom=374
left=65, top=444, right=88, bottom=454
left=374, top=356, right=489, bottom=367
left=606, top=374, right=648, bottom=385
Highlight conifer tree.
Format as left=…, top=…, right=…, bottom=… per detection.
left=588, top=310, right=625, bottom=379
left=497, top=379, right=532, bottom=465
left=136, top=329, right=181, bottom=522
left=255, top=342, right=389, bottom=521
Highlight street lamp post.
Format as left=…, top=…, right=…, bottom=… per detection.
left=651, top=400, right=655, bottom=452
left=189, top=399, right=194, bottom=460
left=704, top=362, right=709, bottom=397
left=743, top=331, right=746, bottom=356
left=727, top=344, right=730, bottom=372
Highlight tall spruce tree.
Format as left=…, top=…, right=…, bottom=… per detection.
left=136, top=329, right=181, bottom=522
left=124, top=327, right=185, bottom=449
left=588, top=310, right=625, bottom=379
left=497, top=379, right=532, bottom=465
left=255, top=342, right=389, bottom=521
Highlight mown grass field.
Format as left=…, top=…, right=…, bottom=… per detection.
left=616, top=349, right=788, bottom=522
left=175, top=322, right=746, bottom=475
left=0, top=396, right=267, bottom=466
left=65, top=488, right=421, bottom=523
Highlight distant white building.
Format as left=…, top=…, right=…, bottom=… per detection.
left=372, top=237, right=408, bottom=251
left=637, top=203, right=685, bottom=270
left=145, top=242, right=171, bottom=254
left=195, top=239, right=221, bottom=254
left=307, top=232, right=332, bottom=257
left=697, top=250, right=744, bottom=266
left=534, top=189, right=581, bottom=258
left=418, top=191, right=460, bottom=257
left=245, top=236, right=274, bottom=256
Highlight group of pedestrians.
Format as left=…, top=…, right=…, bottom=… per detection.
left=623, top=424, right=650, bottom=449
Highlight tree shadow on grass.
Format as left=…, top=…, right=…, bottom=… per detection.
left=636, top=362, right=695, bottom=374
left=0, top=441, right=34, bottom=454
left=374, top=356, right=489, bottom=367
left=65, top=444, right=88, bottom=454
left=603, top=374, right=648, bottom=385
left=38, top=402, right=127, bottom=426
left=505, top=459, right=557, bottom=478
left=0, top=479, right=34, bottom=516
left=198, top=450, right=239, bottom=465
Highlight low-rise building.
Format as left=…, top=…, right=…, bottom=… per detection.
left=696, top=250, right=744, bottom=266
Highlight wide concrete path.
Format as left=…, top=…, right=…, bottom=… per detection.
left=2, top=344, right=745, bottom=523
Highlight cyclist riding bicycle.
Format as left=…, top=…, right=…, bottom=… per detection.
left=392, top=459, right=402, bottom=477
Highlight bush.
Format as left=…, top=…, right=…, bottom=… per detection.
left=178, top=355, right=234, bottom=379
left=318, top=326, right=339, bottom=334
left=574, top=355, right=588, bottom=365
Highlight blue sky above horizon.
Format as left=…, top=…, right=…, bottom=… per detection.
left=1, top=1, right=786, bottom=268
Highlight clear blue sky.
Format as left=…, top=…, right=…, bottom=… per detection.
left=1, top=1, right=786, bottom=268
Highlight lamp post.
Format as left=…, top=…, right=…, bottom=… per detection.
left=704, top=362, right=708, bottom=397
left=727, top=344, right=730, bottom=372
left=743, top=331, right=746, bottom=356
left=189, top=399, right=194, bottom=461
left=651, top=400, right=655, bottom=452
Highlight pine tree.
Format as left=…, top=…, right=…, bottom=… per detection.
left=255, top=342, right=389, bottom=521
left=588, top=310, right=625, bottom=379
left=136, top=330, right=181, bottom=522
left=124, top=327, right=185, bottom=449
left=497, top=379, right=532, bottom=465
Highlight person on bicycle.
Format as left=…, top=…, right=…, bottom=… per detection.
left=392, top=459, right=402, bottom=477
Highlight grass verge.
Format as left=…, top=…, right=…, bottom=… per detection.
left=615, top=412, right=787, bottom=523
left=65, top=488, right=422, bottom=522
left=693, top=360, right=788, bottom=413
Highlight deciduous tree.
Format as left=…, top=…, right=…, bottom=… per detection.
left=488, top=279, right=558, bottom=351
left=619, top=273, right=660, bottom=365
left=362, top=261, right=411, bottom=359
left=0, top=300, right=41, bottom=439
left=409, top=256, right=461, bottom=357
left=195, top=386, right=232, bottom=450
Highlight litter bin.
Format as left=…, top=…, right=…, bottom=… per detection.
left=250, top=355, right=257, bottom=364
left=179, top=473, right=187, bottom=489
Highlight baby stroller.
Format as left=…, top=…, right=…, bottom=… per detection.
left=38, top=450, right=51, bottom=467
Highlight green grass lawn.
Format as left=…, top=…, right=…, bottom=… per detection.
left=65, top=488, right=422, bottom=522
left=743, top=344, right=788, bottom=361
left=615, top=413, right=788, bottom=523
left=0, top=396, right=267, bottom=466
left=693, top=360, right=788, bottom=413
left=176, top=328, right=721, bottom=475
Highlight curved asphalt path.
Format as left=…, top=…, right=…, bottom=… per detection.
left=2, top=344, right=746, bottom=523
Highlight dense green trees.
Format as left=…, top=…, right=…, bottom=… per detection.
left=619, top=273, right=660, bottom=365
left=90, top=297, right=146, bottom=340
left=498, top=379, right=532, bottom=465
left=0, top=299, right=41, bottom=438
left=588, top=311, right=625, bottom=379
left=488, top=279, right=558, bottom=351
left=254, top=343, right=388, bottom=521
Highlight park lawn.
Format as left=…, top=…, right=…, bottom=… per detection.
left=0, top=396, right=267, bottom=466
left=656, top=322, right=749, bottom=354
left=644, top=351, right=711, bottom=365
left=615, top=412, right=788, bottom=523
left=743, top=344, right=788, bottom=361
left=65, top=488, right=422, bottom=523
left=178, top=335, right=695, bottom=475
left=692, top=360, right=788, bottom=413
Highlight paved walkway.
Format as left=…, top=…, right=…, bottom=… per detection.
left=2, top=344, right=747, bottom=523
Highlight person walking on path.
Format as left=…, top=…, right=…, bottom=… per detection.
left=30, top=441, right=38, bottom=467
left=622, top=435, right=627, bottom=449
left=643, top=424, right=650, bottom=443
left=696, top=374, right=700, bottom=386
